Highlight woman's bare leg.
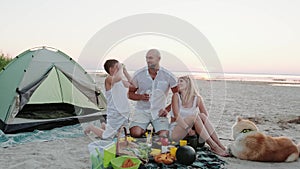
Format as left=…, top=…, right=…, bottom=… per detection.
left=199, top=113, right=226, bottom=150
left=193, top=116, right=228, bottom=156
left=171, top=116, right=194, bottom=141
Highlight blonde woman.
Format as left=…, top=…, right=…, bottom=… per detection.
left=170, top=75, right=229, bottom=157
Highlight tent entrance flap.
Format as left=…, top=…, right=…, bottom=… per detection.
left=28, top=67, right=64, bottom=104
left=28, top=67, right=99, bottom=110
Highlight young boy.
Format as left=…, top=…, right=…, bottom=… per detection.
left=84, top=59, right=132, bottom=139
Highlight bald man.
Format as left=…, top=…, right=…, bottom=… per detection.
left=128, top=49, right=178, bottom=138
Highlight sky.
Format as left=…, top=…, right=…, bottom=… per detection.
left=0, top=0, right=299, bottom=75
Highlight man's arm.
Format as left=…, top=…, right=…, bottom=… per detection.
left=159, top=85, right=178, bottom=117
left=171, top=85, right=179, bottom=94
left=128, top=86, right=150, bottom=101
left=166, top=86, right=178, bottom=111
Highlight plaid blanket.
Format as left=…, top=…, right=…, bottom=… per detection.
left=142, top=146, right=227, bottom=169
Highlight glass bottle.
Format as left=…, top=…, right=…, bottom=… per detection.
left=160, top=135, right=169, bottom=153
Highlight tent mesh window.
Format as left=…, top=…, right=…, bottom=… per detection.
left=17, top=103, right=99, bottom=119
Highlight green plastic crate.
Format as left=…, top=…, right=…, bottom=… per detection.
left=88, top=140, right=116, bottom=168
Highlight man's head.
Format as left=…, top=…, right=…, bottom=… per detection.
left=146, top=49, right=161, bottom=69
left=104, top=59, right=119, bottom=75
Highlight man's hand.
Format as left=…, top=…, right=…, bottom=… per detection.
left=140, top=94, right=150, bottom=101
left=158, top=109, right=168, bottom=117
left=128, top=86, right=151, bottom=101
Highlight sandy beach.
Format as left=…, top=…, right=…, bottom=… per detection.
left=1, top=80, right=300, bottom=169
left=1, top=116, right=299, bottom=169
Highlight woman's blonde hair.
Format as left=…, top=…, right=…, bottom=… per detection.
left=178, top=75, right=200, bottom=105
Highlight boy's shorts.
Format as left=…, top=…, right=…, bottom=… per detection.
left=102, top=112, right=129, bottom=139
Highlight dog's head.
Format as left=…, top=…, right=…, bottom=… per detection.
left=232, top=116, right=258, bottom=140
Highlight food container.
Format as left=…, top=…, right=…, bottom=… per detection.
left=179, top=140, right=187, bottom=146
left=169, top=147, right=178, bottom=157
left=88, top=140, right=116, bottom=169
left=110, top=155, right=141, bottom=169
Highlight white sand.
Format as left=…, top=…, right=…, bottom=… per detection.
left=0, top=137, right=91, bottom=169
left=1, top=115, right=299, bottom=169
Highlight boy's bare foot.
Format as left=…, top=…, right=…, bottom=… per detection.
left=84, top=126, right=91, bottom=135
left=101, top=122, right=106, bottom=130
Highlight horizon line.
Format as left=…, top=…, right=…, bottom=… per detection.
left=86, top=68, right=300, bottom=76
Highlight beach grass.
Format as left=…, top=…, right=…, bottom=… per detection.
left=0, top=53, right=12, bottom=70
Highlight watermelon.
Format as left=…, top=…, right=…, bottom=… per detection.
left=176, top=145, right=196, bottom=165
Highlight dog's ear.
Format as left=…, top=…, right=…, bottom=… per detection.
left=236, top=116, right=243, bottom=122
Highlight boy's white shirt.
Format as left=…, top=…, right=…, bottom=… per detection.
left=111, top=80, right=130, bottom=115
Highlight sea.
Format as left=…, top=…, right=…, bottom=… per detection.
left=89, top=70, right=300, bottom=86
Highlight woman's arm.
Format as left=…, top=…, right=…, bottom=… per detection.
left=197, top=96, right=208, bottom=116
left=172, top=94, right=189, bottom=130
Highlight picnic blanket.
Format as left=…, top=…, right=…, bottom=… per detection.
left=0, top=124, right=84, bottom=148
left=106, top=134, right=227, bottom=169
left=106, top=145, right=227, bottom=169
left=142, top=146, right=227, bottom=169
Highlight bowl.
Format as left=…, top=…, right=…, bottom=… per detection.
left=110, top=156, right=141, bottom=169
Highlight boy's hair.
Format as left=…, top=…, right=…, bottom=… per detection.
left=104, top=59, right=119, bottom=74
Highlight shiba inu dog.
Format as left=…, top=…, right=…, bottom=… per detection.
left=227, top=117, right=300, bottom=162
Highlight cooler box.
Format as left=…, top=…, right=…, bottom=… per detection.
left=88, top=140, right=116, bottom=169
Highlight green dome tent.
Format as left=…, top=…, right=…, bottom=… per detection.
left=0, top=47, right=106, bottom=134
